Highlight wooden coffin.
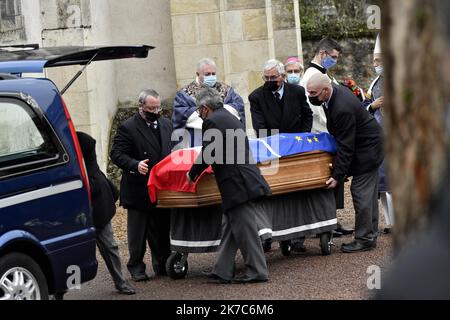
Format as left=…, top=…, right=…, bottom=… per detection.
left=157, top=151, right=334, bottom=208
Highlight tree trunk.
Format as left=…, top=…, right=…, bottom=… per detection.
left=380, top=0, right=449, bottom=247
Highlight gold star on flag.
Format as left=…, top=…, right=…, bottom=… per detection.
left=314, top=137, right=319, bottom=142
left=307, top=138, right=313, bottom=144
left=295, top=136, right=303, bottom=142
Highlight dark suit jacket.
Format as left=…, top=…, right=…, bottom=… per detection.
left=110, top=114, right=173, bottom=211
left=325, top=84, right=384, bottom=182
left=188, top=108, right=271, bottom=212
left=249, top=82, right=313, bottom=137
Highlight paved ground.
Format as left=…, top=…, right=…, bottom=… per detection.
left=66, top=234, right=392, bottom=300
left=66, top=185, right=393, bottom=300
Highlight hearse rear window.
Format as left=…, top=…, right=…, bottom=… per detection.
left=0, top=97, right=63, bottom=178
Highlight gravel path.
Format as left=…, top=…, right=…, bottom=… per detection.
left=66, top=184, right=393, bottom=300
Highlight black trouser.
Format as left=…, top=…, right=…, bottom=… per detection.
left=351, top=169, right=380, bottom=241
left=213, top=201, right=268, bottom=281
left=96, top=222, right=126, bottom=288
left=126, top=208, right=171, bottom=276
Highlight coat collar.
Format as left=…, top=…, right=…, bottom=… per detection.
left=368, top=75, right=382, bottom=95
left=134, top=113, right=162, bottom=150
left=262, top=87, right=283, bottom=125
left=327, top=84, right=339, bottom=111
left=280, top=83, right=295, bottom=126
left=309, top=62, right=327, bottom=74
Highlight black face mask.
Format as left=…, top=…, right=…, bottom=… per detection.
left=309, top=95, right=324, bottom=107
left=264, top=81, right=280, bottom=92
left=144, top=112, right=161, bottom=123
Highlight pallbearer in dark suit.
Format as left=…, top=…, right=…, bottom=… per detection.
left=307, top=73, right=384, bottom=253
left=249, top=59, right=315, bottom=252
left=188, top=87, right=271, bottom=284
left=111, top=89, right=173, bottom=281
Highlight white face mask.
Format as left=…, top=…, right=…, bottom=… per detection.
left=375, top=66, right=384, bottom=75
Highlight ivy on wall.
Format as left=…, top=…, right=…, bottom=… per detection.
left=300, top=0, right=377, bottom=40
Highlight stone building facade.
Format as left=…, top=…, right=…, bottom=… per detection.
left=1, top=0, right=178, bottom=170
left=1, top=0, right=377, bottom=170
left=0, top=0, right=304, bottom=169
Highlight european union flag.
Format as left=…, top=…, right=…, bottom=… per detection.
left=249, top=133, right=337, bottom=163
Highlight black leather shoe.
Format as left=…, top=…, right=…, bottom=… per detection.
left=203, top=271, right=232, bottom=284
left=130, top=273, right=150, bottom=282
left=332, top=231, right=344, bottom=238
left=232, top=276, right=268, bottom=284
left=116, top=282, right=136, bottom=295
left=262, top=240, right=272, bottom=253
left=336, top=225, right=355, bottom=235
left=341, top=240, right=375, bottom=253
left=202, top=271, right=217, bottom=279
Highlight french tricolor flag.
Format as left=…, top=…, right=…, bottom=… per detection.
left=147, top=147, right=212, bottom=203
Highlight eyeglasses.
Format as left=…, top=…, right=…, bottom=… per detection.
left=325, top=51, right=339, bottom=60
left=286, top=70, right=302, bottom=74
left=262, top=74, right=282, bottom=81
left=142, top=105, right=162, bottom=113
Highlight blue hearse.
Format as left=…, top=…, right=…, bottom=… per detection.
left=0, top=45, right=152, bottom=300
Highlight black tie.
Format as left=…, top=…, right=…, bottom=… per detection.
left=323, top=104, right=329, bottom=118
left=274, top=92, right=281, bottom=100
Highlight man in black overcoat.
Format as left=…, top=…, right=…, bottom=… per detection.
left=111, top=89, right=173, bottom=281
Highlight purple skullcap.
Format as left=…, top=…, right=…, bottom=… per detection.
left=285, top=56, right=304, bottom=69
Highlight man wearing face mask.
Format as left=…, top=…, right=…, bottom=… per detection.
left=363, top=35, right=394, bottom=234
left=172, top=58, right=245, bottom=148
left=111, top=89, right=173, bottom=282
left=301, top=37, right=342, bottom=134
left=249, top=59, right=313, bottom=138
left=307, top=73, right=384, bottom=253
left=285, top=57, right=304, bottom=86
left=187, top=87, right=271, bottom=284
left=250, top=59, right=326, bottom=254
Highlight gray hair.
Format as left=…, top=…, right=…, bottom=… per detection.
left=264, top=59, right=285, bottom=75
left=138, top=89, right=160, bottom=105
left=197, top=58, right=217, bottom=73
left=195, top=87, right=223, bottom=111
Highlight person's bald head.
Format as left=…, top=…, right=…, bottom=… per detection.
left=307, top=73, right=332, bottom=96
left=306, top=73, right=333, bottom=106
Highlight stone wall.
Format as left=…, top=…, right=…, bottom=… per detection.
left=1, top=0, right=177, bottom=172
left=107, top=103, right=173, bottom=188
left=170, top=0, right=303, bottom=131
left=300, top=0, right=375, bottom=40
left=0, top=0, right=26, bottom=42
left=302, top=37, right=377, bottom=92
left=300, top=0, right=379, bottom=90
